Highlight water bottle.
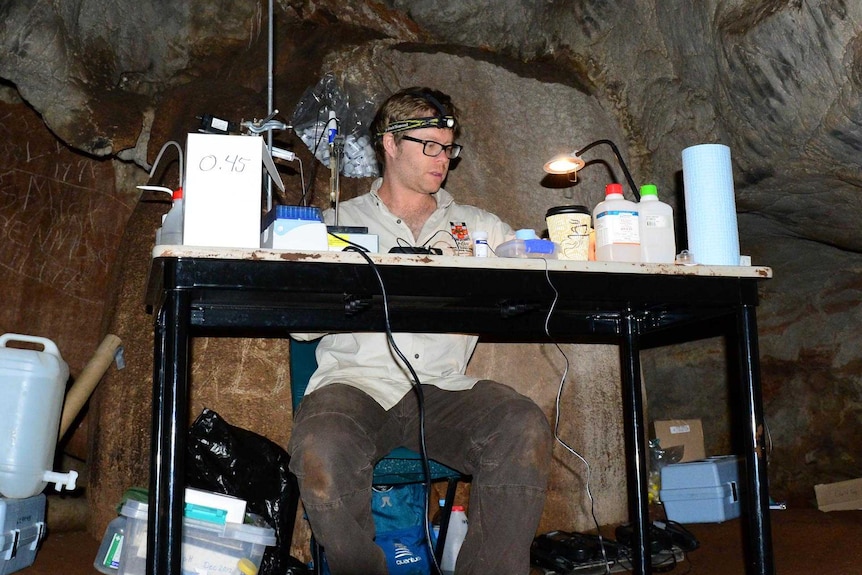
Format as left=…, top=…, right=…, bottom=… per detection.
left=440, top=505, right=468, bottom=575
left=158, top=187, right=184, bottom=245
left=593, top=183, right=640, bottom=262
left=638, top=183, right=676, bottom=263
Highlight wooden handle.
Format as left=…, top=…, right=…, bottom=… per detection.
left=59, top=334, right=122, bottom=438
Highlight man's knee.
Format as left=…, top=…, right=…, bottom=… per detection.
left=289, top=413, right=375, bottom=502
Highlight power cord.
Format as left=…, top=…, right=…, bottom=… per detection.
left=539, top=261, right=613, bottom=574
left=340, top=243, right=442, bottom=575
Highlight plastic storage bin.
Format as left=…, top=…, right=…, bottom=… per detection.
left=117, top=500, right=275, bottom=575
left=0, top=495, right=46, bottom=575
left=659, top=455, right=741, bottom=523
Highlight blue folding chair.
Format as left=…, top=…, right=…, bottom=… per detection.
left=289, top=338, right=469, bottom=573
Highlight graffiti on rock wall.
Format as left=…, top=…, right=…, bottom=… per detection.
left=0, top=102, right=131, bottom=301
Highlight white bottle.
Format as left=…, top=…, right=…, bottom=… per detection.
left=473, top=231, right=489, bottom=257
left=440, top=505, right=468, bottom=575
left=158, top=187, right=184, bottom=245
left=593, top=183, right=640, bottom=262
left=638, top=183, right=676, bottom=263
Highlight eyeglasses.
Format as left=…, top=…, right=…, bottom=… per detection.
left=400, top=135, right=463, bottom=159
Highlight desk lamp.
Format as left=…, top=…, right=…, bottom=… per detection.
left=543, top=138, right=640, bottom=200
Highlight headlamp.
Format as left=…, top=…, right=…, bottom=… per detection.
left=380, top=115, right=457, bottom=136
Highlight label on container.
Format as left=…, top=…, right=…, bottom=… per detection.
left=595, top=210, right=639, bottom=247
left=644, top=214, right=670, bottom=228
left=100, top=533, right=124, bottom=569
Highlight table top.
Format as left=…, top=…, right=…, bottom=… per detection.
left=150, top=245, right=772, bottom=279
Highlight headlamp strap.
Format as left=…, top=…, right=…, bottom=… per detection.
left=380, top=116, right=456, bottom=136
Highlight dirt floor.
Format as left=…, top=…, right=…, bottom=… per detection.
left=23, top=507, right=862, bottom=574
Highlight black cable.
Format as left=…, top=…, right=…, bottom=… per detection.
left=341, top=244, right=441, bottom=574
left=300, top=108, right=340, bottom=206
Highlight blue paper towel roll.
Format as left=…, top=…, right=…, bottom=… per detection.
left=681, top=144, right=740, bottom=265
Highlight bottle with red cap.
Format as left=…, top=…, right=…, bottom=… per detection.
left=593, top=182, right=640, bottom=262
left=440, top=505, right=468, bottom=574
left=157, top=187, right=184, bottom=245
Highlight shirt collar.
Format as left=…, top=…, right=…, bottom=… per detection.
left=369, top=177, right=455, bottom=210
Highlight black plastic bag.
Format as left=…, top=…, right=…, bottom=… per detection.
left=186, top=408, right=307, bottom=574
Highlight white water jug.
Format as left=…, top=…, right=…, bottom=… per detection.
left=0, top=334, right=78, bottom=498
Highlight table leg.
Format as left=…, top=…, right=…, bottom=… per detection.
left=620, top=312, right=651, bottom=575
left=147, top=290, right=190, bottom=575
left=737, top=305, right=775, bottom=575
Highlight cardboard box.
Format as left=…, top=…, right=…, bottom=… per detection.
left=652, top=419, right=705, bottom=462
left=815, top=478, right=862, bottom=511
left=660, top=456, right=741, bottom=523
left=0, top=495, right=46, bottom=575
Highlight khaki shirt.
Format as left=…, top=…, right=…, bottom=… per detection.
left=297, top=178, right=514, bottom=409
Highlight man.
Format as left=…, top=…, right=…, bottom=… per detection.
left=288, top=87, right=553, bottom=575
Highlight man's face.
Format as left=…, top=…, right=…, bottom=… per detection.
left=384, top=126, right=456, bottom=196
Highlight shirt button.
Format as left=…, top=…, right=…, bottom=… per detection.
left=397, top=219, right=402, bottom=224
left=414, top=354, right=420, bottom=359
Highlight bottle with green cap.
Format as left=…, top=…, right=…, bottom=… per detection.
left=638, top=183, right=676, bottom=263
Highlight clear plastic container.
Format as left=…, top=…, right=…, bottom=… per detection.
left=118, top=500, right=276, bottom=575
left=94, top=515, right=126, bottom=573
left=494, top=238, right=558, bottom=259
left=638, top=184, right=676, bottom=263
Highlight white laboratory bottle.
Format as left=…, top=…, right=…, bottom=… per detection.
left=158, top=187, right=184, bottom=245
left=473, top=231, right=489, bottom=257
left=440, top=505, right=468, bottom=575
left=593, top=183, right=640, bottom=262
left=638, top=183, right=676, bottom=263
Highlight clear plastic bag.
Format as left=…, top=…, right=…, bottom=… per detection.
left=648, top=438, right=684, bottom=504
left=291, top=72, right=379, bottom=178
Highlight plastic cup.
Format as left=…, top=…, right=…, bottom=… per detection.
left=546, top=205, right=591, bottom=261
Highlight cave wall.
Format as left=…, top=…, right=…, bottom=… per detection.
left=2, top=0, right=861, bottom=556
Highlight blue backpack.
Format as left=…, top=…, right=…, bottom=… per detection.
left=317, top=483, right=435, bottom=575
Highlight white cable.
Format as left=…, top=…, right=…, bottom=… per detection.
left=541, top=262, right=612, bottom=574
left=147, top=140, right=183, bottom=186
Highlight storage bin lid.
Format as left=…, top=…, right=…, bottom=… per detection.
left=120, top=500, right=276, bottom=546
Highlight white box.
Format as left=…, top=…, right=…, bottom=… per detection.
left=183, top=133, right=284, bottom=249
left=261, top=205, right=328, bottom=251
left=660, top=456, right=741, bottom=523
left=118, top=500, right=275, bottom=575
left=0, top=495, right=46, bottom=575
left=185, top=488, right=247, bottom=524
